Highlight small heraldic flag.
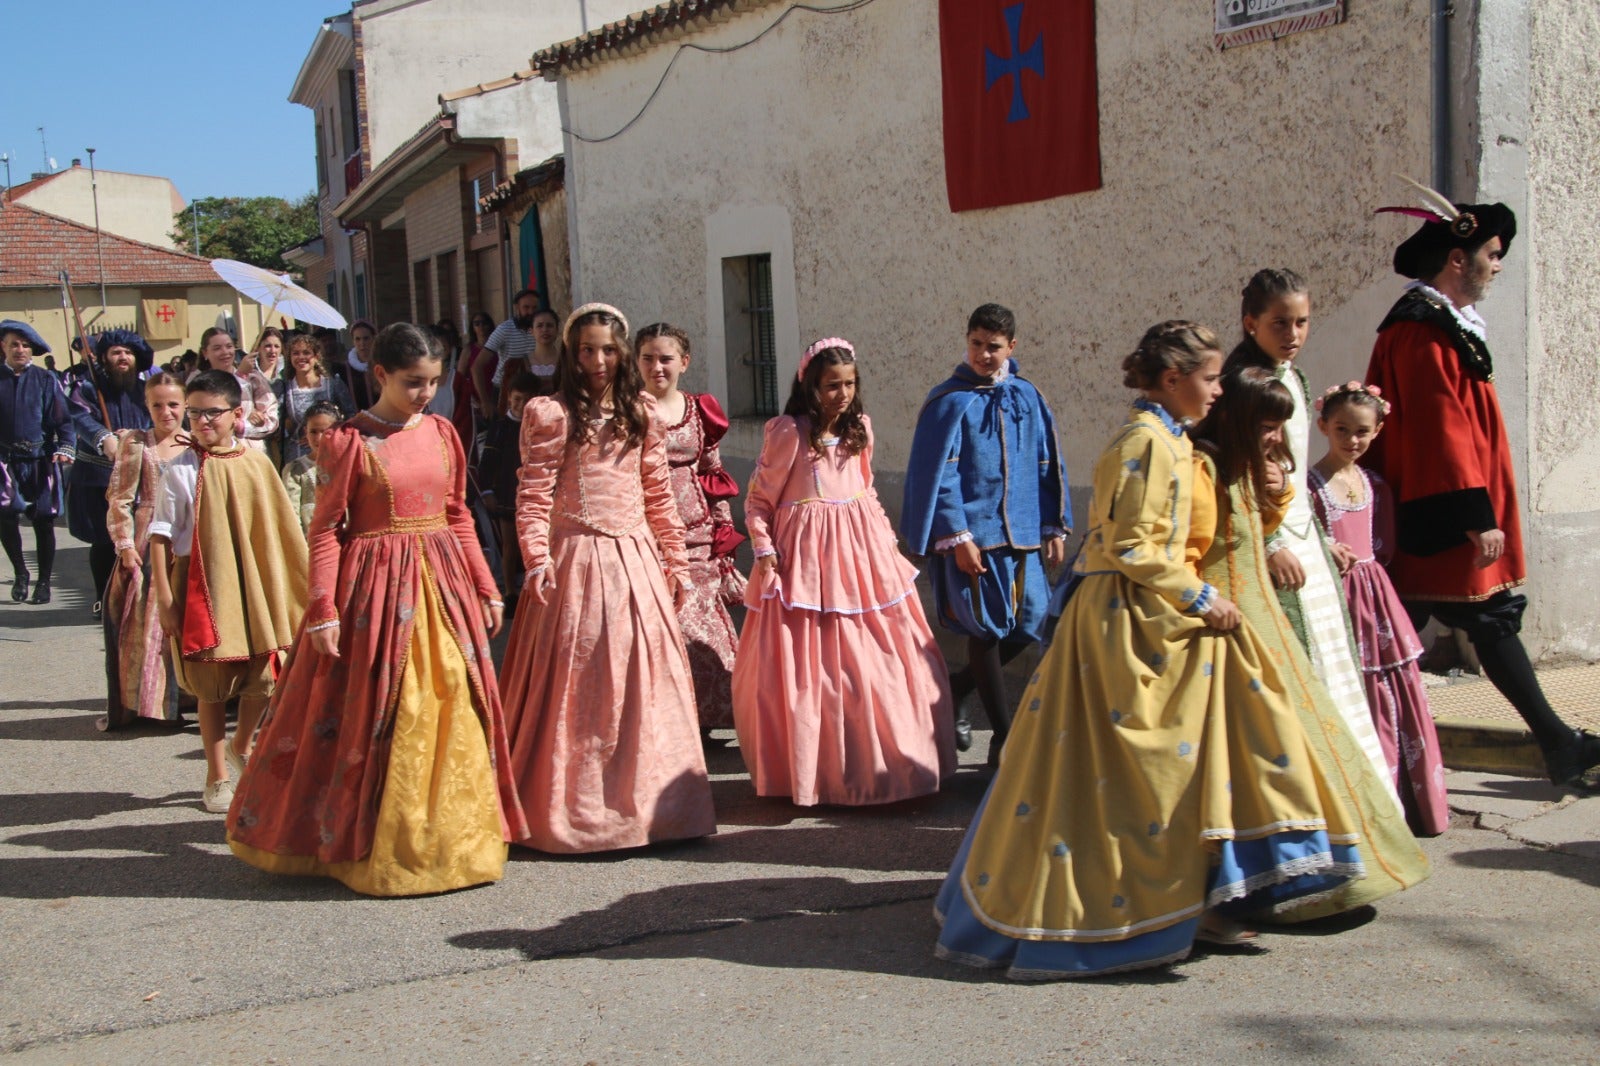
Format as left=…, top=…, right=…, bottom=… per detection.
left=140, top=292, right=189, bottom=341
left=939, top=0, right=1101, bottom=212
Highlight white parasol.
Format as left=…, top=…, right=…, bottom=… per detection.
left=208, top=259, right=349, bottom=347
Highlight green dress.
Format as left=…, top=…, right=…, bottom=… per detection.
left=1195, top=454, right=1430, bottom=919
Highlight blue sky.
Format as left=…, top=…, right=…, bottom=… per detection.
left=3, top=0, right=337, bottom=203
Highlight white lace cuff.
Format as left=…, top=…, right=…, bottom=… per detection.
left=933, top=531, right=974, bottom=551
left=306, top=618, right=340, bottom=633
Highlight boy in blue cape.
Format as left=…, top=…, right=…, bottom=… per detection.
left=902, top=303, right=1070, bottom=761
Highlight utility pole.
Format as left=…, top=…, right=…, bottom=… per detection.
left=192, top=201, right=201, bottom=254
left=87, top=148, right=107, bottom=310
left=37, top=127, right=48, bottom=174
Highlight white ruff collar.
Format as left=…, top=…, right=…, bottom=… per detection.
left=1406, top=280, right=1487, bottom=341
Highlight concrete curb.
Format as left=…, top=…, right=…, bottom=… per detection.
left=1433, top=716, right=1544, bottom=778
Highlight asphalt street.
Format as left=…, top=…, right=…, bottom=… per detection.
left=2, top=540, right=1598, bottom=1064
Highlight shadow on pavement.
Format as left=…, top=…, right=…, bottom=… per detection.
left=0, top=790, right=194, bottom=827
left=449, top=875, right=970, bottom=978
left=450, top=877, right=1199, bottom=985
left=1449, top=843, right=1600, bottom=889
left=0, top=712, right=189, bottom=742
left=0, top=809, right=355, bottom=902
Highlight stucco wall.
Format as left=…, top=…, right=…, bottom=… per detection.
left=356, top=0, right=642, bottom=164
left=18, top=169, right=185, bottom=250
left=561, top=0, right=1432, bottom=462
left=1521, top=0, right=1600, bottom=658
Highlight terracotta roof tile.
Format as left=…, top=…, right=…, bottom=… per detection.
left=0, top=203, right=218, bottom=290
left=531, top=0, right=780, bottom=77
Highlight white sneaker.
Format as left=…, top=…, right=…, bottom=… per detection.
left=224, top=742, right=248, bottom=781
left=202, top=778, right=236, bottom=814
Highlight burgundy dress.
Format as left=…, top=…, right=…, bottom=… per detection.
left=661, top=392, right=746, bottom=730
left=1311, top=465, right=1449, bottom=835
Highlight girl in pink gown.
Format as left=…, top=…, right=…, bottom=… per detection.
left=1310, top=382, right=1449, bottom=835
left=499, top=303, right=717, bottom=853
left=733, top=338, right=955, bottom=806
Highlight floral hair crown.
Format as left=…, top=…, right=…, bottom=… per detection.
left=797, top=337, right=854, bottom=381
left=1315, top=380, right=1391, bottom=417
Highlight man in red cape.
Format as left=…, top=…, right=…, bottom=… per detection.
left=1365, top=200, right=1598, bottom=789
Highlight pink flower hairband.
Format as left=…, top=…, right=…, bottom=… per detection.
left=797, top=337, right=854, bottom=381
left=1314, top=380, right=1391, bottom=416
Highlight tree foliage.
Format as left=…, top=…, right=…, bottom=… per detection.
left=170, top=193, right=319, bottom=274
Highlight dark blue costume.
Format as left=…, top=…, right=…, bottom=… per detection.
left=0, top=321, right=75, bottom=603
left=902, top=358, right=1070, bottom=641
left=66, top=330, right=155, bottom=602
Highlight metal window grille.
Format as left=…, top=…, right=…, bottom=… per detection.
left=745, top=254, right=777, bottom=416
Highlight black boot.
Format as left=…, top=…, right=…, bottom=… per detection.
left=953, top=700, right=973, bottom=753
left=28, top=579, right=50, bottom=605
left=1544, top=730, right=1600, bottom=789
left=9, top=572, right=27, bottom=602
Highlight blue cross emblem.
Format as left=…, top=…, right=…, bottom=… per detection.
left=985, top=2, right=1045, bottom=123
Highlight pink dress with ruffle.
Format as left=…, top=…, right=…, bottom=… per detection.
left=499, top=395, right=718, bottom=853
left=732, top=415, right=954, bottom=806
left=1311, top=465, right=1449, bottom=835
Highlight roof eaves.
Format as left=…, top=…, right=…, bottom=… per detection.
left=439, top=68, right=540, bottom=107
left=530, top=0, right=779, bottom=79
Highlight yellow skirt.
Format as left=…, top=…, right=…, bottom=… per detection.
left=230, top=570, right=507, bottom=896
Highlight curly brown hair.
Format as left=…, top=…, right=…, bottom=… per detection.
left=558, top=308, right=649, bottom=449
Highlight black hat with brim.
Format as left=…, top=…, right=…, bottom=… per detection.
left=1393, top=202, right=1517, bottom=279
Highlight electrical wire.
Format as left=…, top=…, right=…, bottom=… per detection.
left=562, top=0, right=880, bottom=145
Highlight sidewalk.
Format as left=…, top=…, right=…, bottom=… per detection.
left=1425, top=662, right=1600, bottom=777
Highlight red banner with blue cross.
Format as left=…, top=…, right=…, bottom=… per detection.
left=938, top=0, right=1101, bottom=212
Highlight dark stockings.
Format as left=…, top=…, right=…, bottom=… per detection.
left=89, top=538, right=116, bottom=603
left=0, top=514, right=53, bottom=581
left=0, top=514, right=23, bottom=578
left=950, top=637, right=1030, bottom=752
left=1468, top=631, right=1573, bottom=752
left=1409, top=597, right=1575, bottom=754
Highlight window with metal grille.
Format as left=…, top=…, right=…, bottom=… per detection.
left=722, top=253, right=777, bottom=417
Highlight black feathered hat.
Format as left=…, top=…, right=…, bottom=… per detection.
left=1377, top=176, right=1516, bottom=280
left=94, top=329, right=156, bottom=372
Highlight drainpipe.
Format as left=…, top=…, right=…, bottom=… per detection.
left=1431, top=0, right=1453, bottom=196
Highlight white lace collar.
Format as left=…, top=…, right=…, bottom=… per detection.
left=1405, top=280, right=1487, bottom=341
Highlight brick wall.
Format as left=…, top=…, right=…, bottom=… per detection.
left=401, top=168, right=473, bottom=325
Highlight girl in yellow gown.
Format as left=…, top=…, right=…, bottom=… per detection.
left=935, top=322, right=1365, bottom=980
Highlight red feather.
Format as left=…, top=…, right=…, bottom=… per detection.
left=1375, top=206, right=1448, bottom=222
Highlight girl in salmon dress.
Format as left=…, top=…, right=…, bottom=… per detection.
left=499, top=303, right=717, bottom=854
left=732, top=338, right=955, bottom=806
left=227, top=323, right=528, bottom=896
